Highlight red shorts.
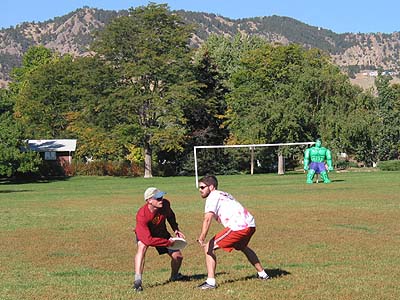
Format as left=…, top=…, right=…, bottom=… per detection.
left=213, top=227, right=256, bottom=252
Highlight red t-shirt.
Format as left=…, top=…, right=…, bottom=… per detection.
left=134, top=199, right=179, bottom=247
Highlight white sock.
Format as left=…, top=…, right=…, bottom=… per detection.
left=258, top=270, right=269, bottom=278
left=206, top=278, right=216, bottom=286
left=135, top=274, right=142, bottom=281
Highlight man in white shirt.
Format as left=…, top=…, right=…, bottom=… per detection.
left=196, top=175, right=269, bottom=289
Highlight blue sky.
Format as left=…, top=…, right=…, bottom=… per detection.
left=2, top=0, right=399, bottom=34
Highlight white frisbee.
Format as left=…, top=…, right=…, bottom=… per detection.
left=167, top=237, right=187, bottom=250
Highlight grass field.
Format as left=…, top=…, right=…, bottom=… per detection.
left=1, top=171, right=399, bottom=300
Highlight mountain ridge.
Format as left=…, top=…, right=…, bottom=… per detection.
left=0, top=7, right=399, bottom=88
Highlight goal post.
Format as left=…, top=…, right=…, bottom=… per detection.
left=194, top=142, right=315, bottom=187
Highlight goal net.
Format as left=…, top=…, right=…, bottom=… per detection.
left=193, top=142, right=314, bottom=187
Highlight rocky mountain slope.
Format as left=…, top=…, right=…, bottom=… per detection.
left=1, top=7, right=399, bottom=88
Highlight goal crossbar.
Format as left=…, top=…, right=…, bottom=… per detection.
left=194, top=141, right=314, bottom=187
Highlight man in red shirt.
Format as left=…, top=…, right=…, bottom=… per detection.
left=133, top=187, right=186, bottom=292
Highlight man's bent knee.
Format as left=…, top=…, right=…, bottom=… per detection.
left=136, top=241, right=148, bottom=254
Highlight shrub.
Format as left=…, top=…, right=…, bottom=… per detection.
left=70, top=160, right=143, bottom=176
left=38, top=161, right=66, bottom=177
left=377, top=160, right=400, bottom=171
left=335, top=159, right=358, bottom=169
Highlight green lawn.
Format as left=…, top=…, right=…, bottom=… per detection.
left=0, top=171, right=399, bottom=299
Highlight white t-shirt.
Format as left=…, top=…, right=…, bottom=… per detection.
left=205, top=190, right=256, bottom=231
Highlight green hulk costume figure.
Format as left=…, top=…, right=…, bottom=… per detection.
left=303, top=139, right=334, bottom=184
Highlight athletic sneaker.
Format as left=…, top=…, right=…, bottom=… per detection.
left=197, top=282, right=216, bottom=289
left=258, top=274, right=270, bottom=280
left=133, top=280, right=143, bottom=292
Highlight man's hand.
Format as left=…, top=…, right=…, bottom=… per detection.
left=174, top=230, right=185, bottom=239
left=197, top=239, right=206, bottom=247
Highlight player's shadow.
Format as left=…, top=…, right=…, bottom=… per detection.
left=268, top=268, right=291, bottom=277
left=147, top=268, right=290, bottom=288
left=147, top=272, right=227, bottom=288
left=220, top=268, right=290, bottom=285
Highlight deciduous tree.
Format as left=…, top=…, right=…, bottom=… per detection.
left=0, top=89, right=40, bottom=177
left=92, top=3, right=197, bottom=177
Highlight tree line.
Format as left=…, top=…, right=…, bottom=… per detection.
left=0, top=3, right=399, bottom=178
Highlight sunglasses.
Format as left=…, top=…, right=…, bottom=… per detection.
left=154, top=197, right=163, bottom=201
left=199, top=185, right=208, bottom=190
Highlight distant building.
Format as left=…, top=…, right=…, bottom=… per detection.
left=26, top=139, right=77, bottom=171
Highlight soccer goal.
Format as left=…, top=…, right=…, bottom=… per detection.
left=193, top=142, right=314, bottom=187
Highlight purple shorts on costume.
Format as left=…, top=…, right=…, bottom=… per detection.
left=309, top=162, right=326, bottom=174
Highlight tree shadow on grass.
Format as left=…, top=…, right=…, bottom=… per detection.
left=0, top=189, right=32, bottom=193
left=0, top=176, right=71, bottom=185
